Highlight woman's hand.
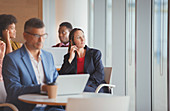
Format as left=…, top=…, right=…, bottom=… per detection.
left=68, top=45, right=78, bottom=63
left=2, top=30, right=12, bottom=54
left=2, top=29, right=10, bottom=42
left=0, top=40, right=6, bottom=59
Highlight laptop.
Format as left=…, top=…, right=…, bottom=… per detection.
left=55, top=74, right=90, bottom=96
left=43, top=47, right=68, bottom=68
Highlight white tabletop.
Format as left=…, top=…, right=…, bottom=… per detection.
left=18, top=92, right=112, bottom=106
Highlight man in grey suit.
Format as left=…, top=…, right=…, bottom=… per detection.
left=2, top=18, right=64, bottom=111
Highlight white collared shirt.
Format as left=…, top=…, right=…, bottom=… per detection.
left=24, top=44, right=45, bottom=84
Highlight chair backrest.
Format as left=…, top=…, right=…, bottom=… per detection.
left=0, top=81, right=19, bottom=111
left=66, top=96, right=130, bottom=111
left=0, top=81, right=7, bottom=103
left=104, top=67, right=112, bottom=84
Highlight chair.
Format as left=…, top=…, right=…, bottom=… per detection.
left=95, top=67, right=116, bottom=94
left=0, top=81, right=18, bottom=111
left=66, top=96, right=130, bottom=111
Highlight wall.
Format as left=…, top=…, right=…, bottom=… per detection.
left=112, top=0, right=126, bottom=96
left=42, top=0, right=88, bottom=48
left=55, top=0, right=88, bottom=45
left=43, top=0, right=56, bottom=48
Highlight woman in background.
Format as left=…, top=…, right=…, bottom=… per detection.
left=0, top=15, right=21, bottom=104
left=0, top=14, right=21, bottom=54
left=59, top=28, right=108, bottom=93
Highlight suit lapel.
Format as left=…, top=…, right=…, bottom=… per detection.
left=72, top=54, right=77, bottom=73
left=84, top=46, right=91, bottom=72
left=21, top=46, right=38, bottom=84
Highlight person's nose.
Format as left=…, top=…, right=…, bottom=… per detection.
left=59, top=33, right=63, bottom=37
left=38, top=36, right=44, bottom=42
left=81, top=37, right=84, bottom=41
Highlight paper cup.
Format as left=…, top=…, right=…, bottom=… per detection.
left=47, top=83, right=57, bottom=99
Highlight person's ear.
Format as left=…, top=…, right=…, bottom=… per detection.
left=23, top=32, right=27, bottom=40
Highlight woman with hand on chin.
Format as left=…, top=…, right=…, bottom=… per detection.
left=59, top=28, right=108, bottom=93
left=0, top=14, right=21, bottom=55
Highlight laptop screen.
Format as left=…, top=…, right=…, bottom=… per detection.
left=56, top=74, right=90, bottom=95
left=43, top=47, right=68, bottom=68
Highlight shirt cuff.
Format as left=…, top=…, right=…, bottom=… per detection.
left=40, top=85, right=43, bottom=91
left=40, top=83, right=45, bottom=91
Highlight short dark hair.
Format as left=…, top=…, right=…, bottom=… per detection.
left=0, top=14, right=17, bottom=38
left=24, top=18, right=44, bottom=32
left=59, top=22, right=73, bottom=30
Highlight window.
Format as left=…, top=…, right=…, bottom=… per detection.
left=152, top=0, right=168, bottom=110
left=126, top=0, right=136, bottom=111
left=89, top=0, right=112, bottom=66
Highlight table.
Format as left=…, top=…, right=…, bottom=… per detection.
left=18, top=93, right=112, bottom=106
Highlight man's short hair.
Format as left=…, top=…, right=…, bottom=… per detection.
left=59, top=22, right=73, bottom=30
left=24, top=18, right=44, bottom=32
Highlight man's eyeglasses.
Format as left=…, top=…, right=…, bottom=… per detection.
left=25, top=32, right=48, bottom=39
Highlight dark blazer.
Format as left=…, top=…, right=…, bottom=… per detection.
left=2, top=45, right=58, bottom=111
left=59, top=45, right=107, bottom=92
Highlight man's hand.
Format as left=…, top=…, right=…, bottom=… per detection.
left=42, top=84, right=48, bottom=91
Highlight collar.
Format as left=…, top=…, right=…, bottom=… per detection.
left=24, top=44, right=41, bottom=61
left=60, top=42, right=69, bottom=46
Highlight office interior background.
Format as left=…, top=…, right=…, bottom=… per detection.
left=0, top=0, right=169, bottom=111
